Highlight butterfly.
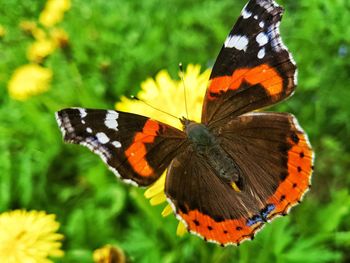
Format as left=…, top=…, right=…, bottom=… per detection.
left=56, top=0, right=314, bottom=246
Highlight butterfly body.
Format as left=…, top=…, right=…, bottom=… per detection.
left=56, top=0, right=314, bottom=246
left=183, top=119, right=242, bottom=187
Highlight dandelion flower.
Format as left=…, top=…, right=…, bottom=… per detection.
left=8, top=64, right=53, bottom=101
left=116, top=64, right=210, bottom=236
left=39, top=0, right=71, bottom=28
left=27, top=38, right=57, bottom=62
left=50, top=28, right=69, bottom=48
left=116, top=64, right=209, bottom=128
left=20, top=20, right=37, bottom=33
left=0, top=210, right=64, bottom=263
left=0, top=25, right=6, bottom=38
left=19, top=21, right=45, bottom=39
left=93, top=244, right=125, bottom=263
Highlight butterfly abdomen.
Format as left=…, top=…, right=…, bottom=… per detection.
left=185, top=120, right=242, bottom=187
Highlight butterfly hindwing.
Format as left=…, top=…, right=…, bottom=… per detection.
left=56, top=108, right=186, bottom=186
left=165, top=149, right=266, bottom=246
left=165, top=112, right=313, bottom=246
left=202, top=0, right=297, bottom=126
left=216, top=112, right=314, bottom=221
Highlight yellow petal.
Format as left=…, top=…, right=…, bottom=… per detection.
left=161, top=204, right=173, bottom=217
left=140, top=78, right=160, bottom=100
left=39, top=11, right=63, bottom=28
left=176, top=221, right=187, bottom=236
left=7, top=64, right=52, bottom=101
left=32, top=27, right=47, bottom=41
left=93, top=244, right=125, bottom=263
left=50, top=28, right=69, bottom=47
left=149, top=192, right=167, bottom=206
left=154, top=70, right=176, bottom=93
left=39, top=0, right=71, bottom=28
left=144, top=173, right=166, bottom=198
left=20, top=20, right=37, bottom=33
left=27, top=38, right=57, bottom=62
left=0, top=25, right=6, bottom=38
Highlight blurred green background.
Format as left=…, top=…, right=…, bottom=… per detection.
left=1, top=0, right=350, bottom=262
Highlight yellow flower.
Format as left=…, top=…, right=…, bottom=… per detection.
left=116, top=64, right=210, bottom=236
left=93, top=245, right=125, bottom=263
left=116, top=64, right=209, bottom=127
left=19, top=21, right=48, bottom=41
left=20, top=20, right=37, bottom=32
left=19, top=21, right=40, bottom=37
left=0, top=210, right=64, bottom=263
left=27, top=38, right=57, bottom=62
left=0, top=25, right=6, bottom=38
left=8, top=64, right=53, bottom=101
left=39, top=0, right=71, bottom=28
left=50, top=28, right=69, bottom=48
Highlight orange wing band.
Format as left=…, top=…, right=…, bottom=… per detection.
left=208, top=64, right=283, bottom=99
left=268, top=132, right=313, bottom=215
left=125, top=120, right=160, bottom=177
left=179, top=210, right=262, bottom=246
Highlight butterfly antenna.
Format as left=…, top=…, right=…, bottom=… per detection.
left=179, top=63, right=189, bottom=119
left=130, top=95, right=180, bottom=121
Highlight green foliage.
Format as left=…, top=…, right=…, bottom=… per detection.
left=1, top=0, right=350, bottom=262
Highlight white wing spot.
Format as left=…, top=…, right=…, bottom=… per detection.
left=258, top=48, right=266, bottom=59
left=254, top=15, right=258, bottom=20
left=96, top=132, right=110, bottom=144
left=256, top=32, right=269, bottom=46
left=104, top=110, right=119, bottom=131
left=224, top=35, right=249, bottom=51
left=86, top=127, right=92, bottom=133
left=242, top=7, right=252, bottom=19
left=112, top=141, right=122, bottom=148
left=259, top=21, right=265, bottom=28
left=268, top=23, right=283, bottom=52
left=78, top=108, right=87, bottom=118
left=257, top=0, right=280, bottom=9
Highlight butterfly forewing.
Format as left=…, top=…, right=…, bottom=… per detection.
left=56, top=108, right=186, bottom=186
left=202, top=0, right=297, bottom=126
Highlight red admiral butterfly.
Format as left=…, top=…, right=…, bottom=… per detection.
left=56, top=0, right=314, bottom=246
